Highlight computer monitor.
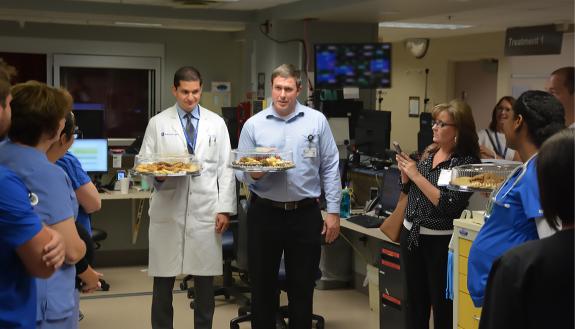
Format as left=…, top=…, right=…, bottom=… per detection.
left=68, top=139, right=109, bottom=173
left=354, top=110, right=391, bottom=159
left=379, top=167, right=401, bottom=216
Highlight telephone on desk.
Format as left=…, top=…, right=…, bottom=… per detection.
left=345, top=197, right=385, bottom=228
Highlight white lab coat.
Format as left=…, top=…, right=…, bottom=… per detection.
left=140, top=104, right=236, bottom=277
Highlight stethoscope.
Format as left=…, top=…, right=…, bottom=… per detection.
left=485, top=154, right=536, bottom=217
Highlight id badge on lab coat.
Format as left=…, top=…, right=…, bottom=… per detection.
left=303, top=147, right=317, bottom=158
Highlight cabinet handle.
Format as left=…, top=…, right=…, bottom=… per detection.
left=473, top=315, right=481, bottom=321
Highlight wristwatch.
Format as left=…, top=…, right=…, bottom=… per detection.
left=399, top=180, right=411, bottom=194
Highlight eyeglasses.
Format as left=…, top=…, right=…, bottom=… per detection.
left=431, top=120, right=456, bottom=128
left=73, top=127, right=83, bottom=139
left=495, top=106, right=511, bottom=113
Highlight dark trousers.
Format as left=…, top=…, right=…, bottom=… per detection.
left=247, top=196, right=323, bottom=329
left=151, top=275, right=214, bottom=329
left=400, top=226, right=453, bottom=329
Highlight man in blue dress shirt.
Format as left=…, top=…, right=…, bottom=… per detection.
left=235, top=64, right=341, bottom=329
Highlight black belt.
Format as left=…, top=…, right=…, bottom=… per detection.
left=253, top=194, right=317, bottom=211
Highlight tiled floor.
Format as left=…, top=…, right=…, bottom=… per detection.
left=78, top=266, right=380, bottom=329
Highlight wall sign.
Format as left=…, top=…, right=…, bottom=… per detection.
left=505, top=25, right=563, bottom=56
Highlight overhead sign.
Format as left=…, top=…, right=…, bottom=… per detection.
left=505, top=25, right=563, bottom=56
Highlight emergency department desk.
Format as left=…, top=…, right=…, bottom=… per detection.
left=328, top=212, right=404, bottom=329
left=92, top=189, right=151, bottom=267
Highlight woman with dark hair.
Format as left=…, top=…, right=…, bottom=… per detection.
left=467, top=90, right=565, bottom=307
left=477, top=96, right=521, bottom=161
left=478, top=129, right=574, bottom=329
left=395, top=99, right=480, bottom=329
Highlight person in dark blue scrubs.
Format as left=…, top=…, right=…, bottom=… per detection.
left=0, top=60, right=65, bottom=329
left=0, top=81, right=87, bottom=329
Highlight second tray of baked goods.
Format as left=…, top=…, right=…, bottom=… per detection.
left=132, top=154, right=202, bottom=177
left=449, top=163, right=519, bottom=192
left=231, top=148, right=295, bottom=172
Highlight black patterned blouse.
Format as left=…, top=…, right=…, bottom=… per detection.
left=402, top=152, right=480, bottom=249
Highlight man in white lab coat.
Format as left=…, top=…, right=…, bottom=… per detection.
left=140, top=66, right=236, bottom=329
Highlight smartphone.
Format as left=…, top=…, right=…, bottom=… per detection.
left=392, top=141, right=402, bottom=154
left=116, top=170, right=126, bottom=181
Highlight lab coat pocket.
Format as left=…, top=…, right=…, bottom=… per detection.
left=202, top=134, right=219, bottom=163
left=149, top=187, right=180, bottom=222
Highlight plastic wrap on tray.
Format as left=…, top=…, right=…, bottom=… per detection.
left=231, top=148, right=295, bottom=172
left=132, top=154, right=202, bottom=176
left=449, top=163, right=519, bottom=192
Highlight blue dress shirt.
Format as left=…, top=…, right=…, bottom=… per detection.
left=236, top=102, right=341, bottom=213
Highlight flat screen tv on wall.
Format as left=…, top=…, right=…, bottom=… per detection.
left=314, top=43, right=392, bottom=89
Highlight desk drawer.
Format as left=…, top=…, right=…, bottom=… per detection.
left=458, top=291, right=481, bottom=329
left=458, top=273, right=470, bottom=294
left=459, top=238, right=473, bottom=257
left=458, top=255, right=468, bottom=276
left=380, top=242, right=403, bottom=299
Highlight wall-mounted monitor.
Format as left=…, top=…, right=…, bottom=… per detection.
left=314, top=43, right=392, bottom=89
left=68, top=139, right=109, bottom=173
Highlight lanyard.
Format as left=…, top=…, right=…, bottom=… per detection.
left=486, top=129, right=507, bottom=158
left=179, top=108, right=200, bottom=153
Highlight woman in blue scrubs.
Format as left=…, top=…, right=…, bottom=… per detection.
left=478, top=129, right=574, bottom=329
left=467, top=90, right=565, bottom=307
left=0, top=81, right=87, bottom=329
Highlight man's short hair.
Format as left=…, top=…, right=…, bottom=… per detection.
left=173, top=66, right=203, bottom=88
left=551, top=66, right=574, bottom=95
left=270, top=64, right=302, bottom=89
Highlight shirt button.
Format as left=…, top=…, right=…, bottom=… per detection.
left=449, top=198, right=452, bottom=202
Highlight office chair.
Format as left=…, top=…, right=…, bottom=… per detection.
left=91, top=227, right=110, bottom=291
left=180, top=227, right=250, bottom=308
left=229, top=197, right=325, bottom=329
left=229, top=256, right=325, bottom=329
left=181, top=184, right=251, bottom=308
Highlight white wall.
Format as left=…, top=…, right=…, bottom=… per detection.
left=378, top=31, right=574, bottom=153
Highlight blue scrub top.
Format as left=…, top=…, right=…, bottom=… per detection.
left=57, top=152, right=92, bottom=234
left=0, top=141, right=79, bottom=322
left=468, top=156, right=542, bottom=306
left=0, top=166, right=43, bottom=329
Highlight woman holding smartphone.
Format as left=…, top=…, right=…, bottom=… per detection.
left=395, top=99, right=480, bottom=329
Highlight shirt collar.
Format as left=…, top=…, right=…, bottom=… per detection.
left=176, top=104, right=200, bottom=121
left=267, top=101, right=305, bottom=122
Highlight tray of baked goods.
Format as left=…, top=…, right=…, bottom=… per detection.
left=131, top=154, right=202, bottom=177
left=231, top=148, right=295, bottom=172
left=448, top=163, right=519, bottom=192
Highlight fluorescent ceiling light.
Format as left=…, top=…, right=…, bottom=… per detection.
left=378, top=22, right=472, bottom=30
left=114, top=21, right=163, bottom=27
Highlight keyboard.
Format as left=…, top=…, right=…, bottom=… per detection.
left=346, top=215, right=384, bottom=228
